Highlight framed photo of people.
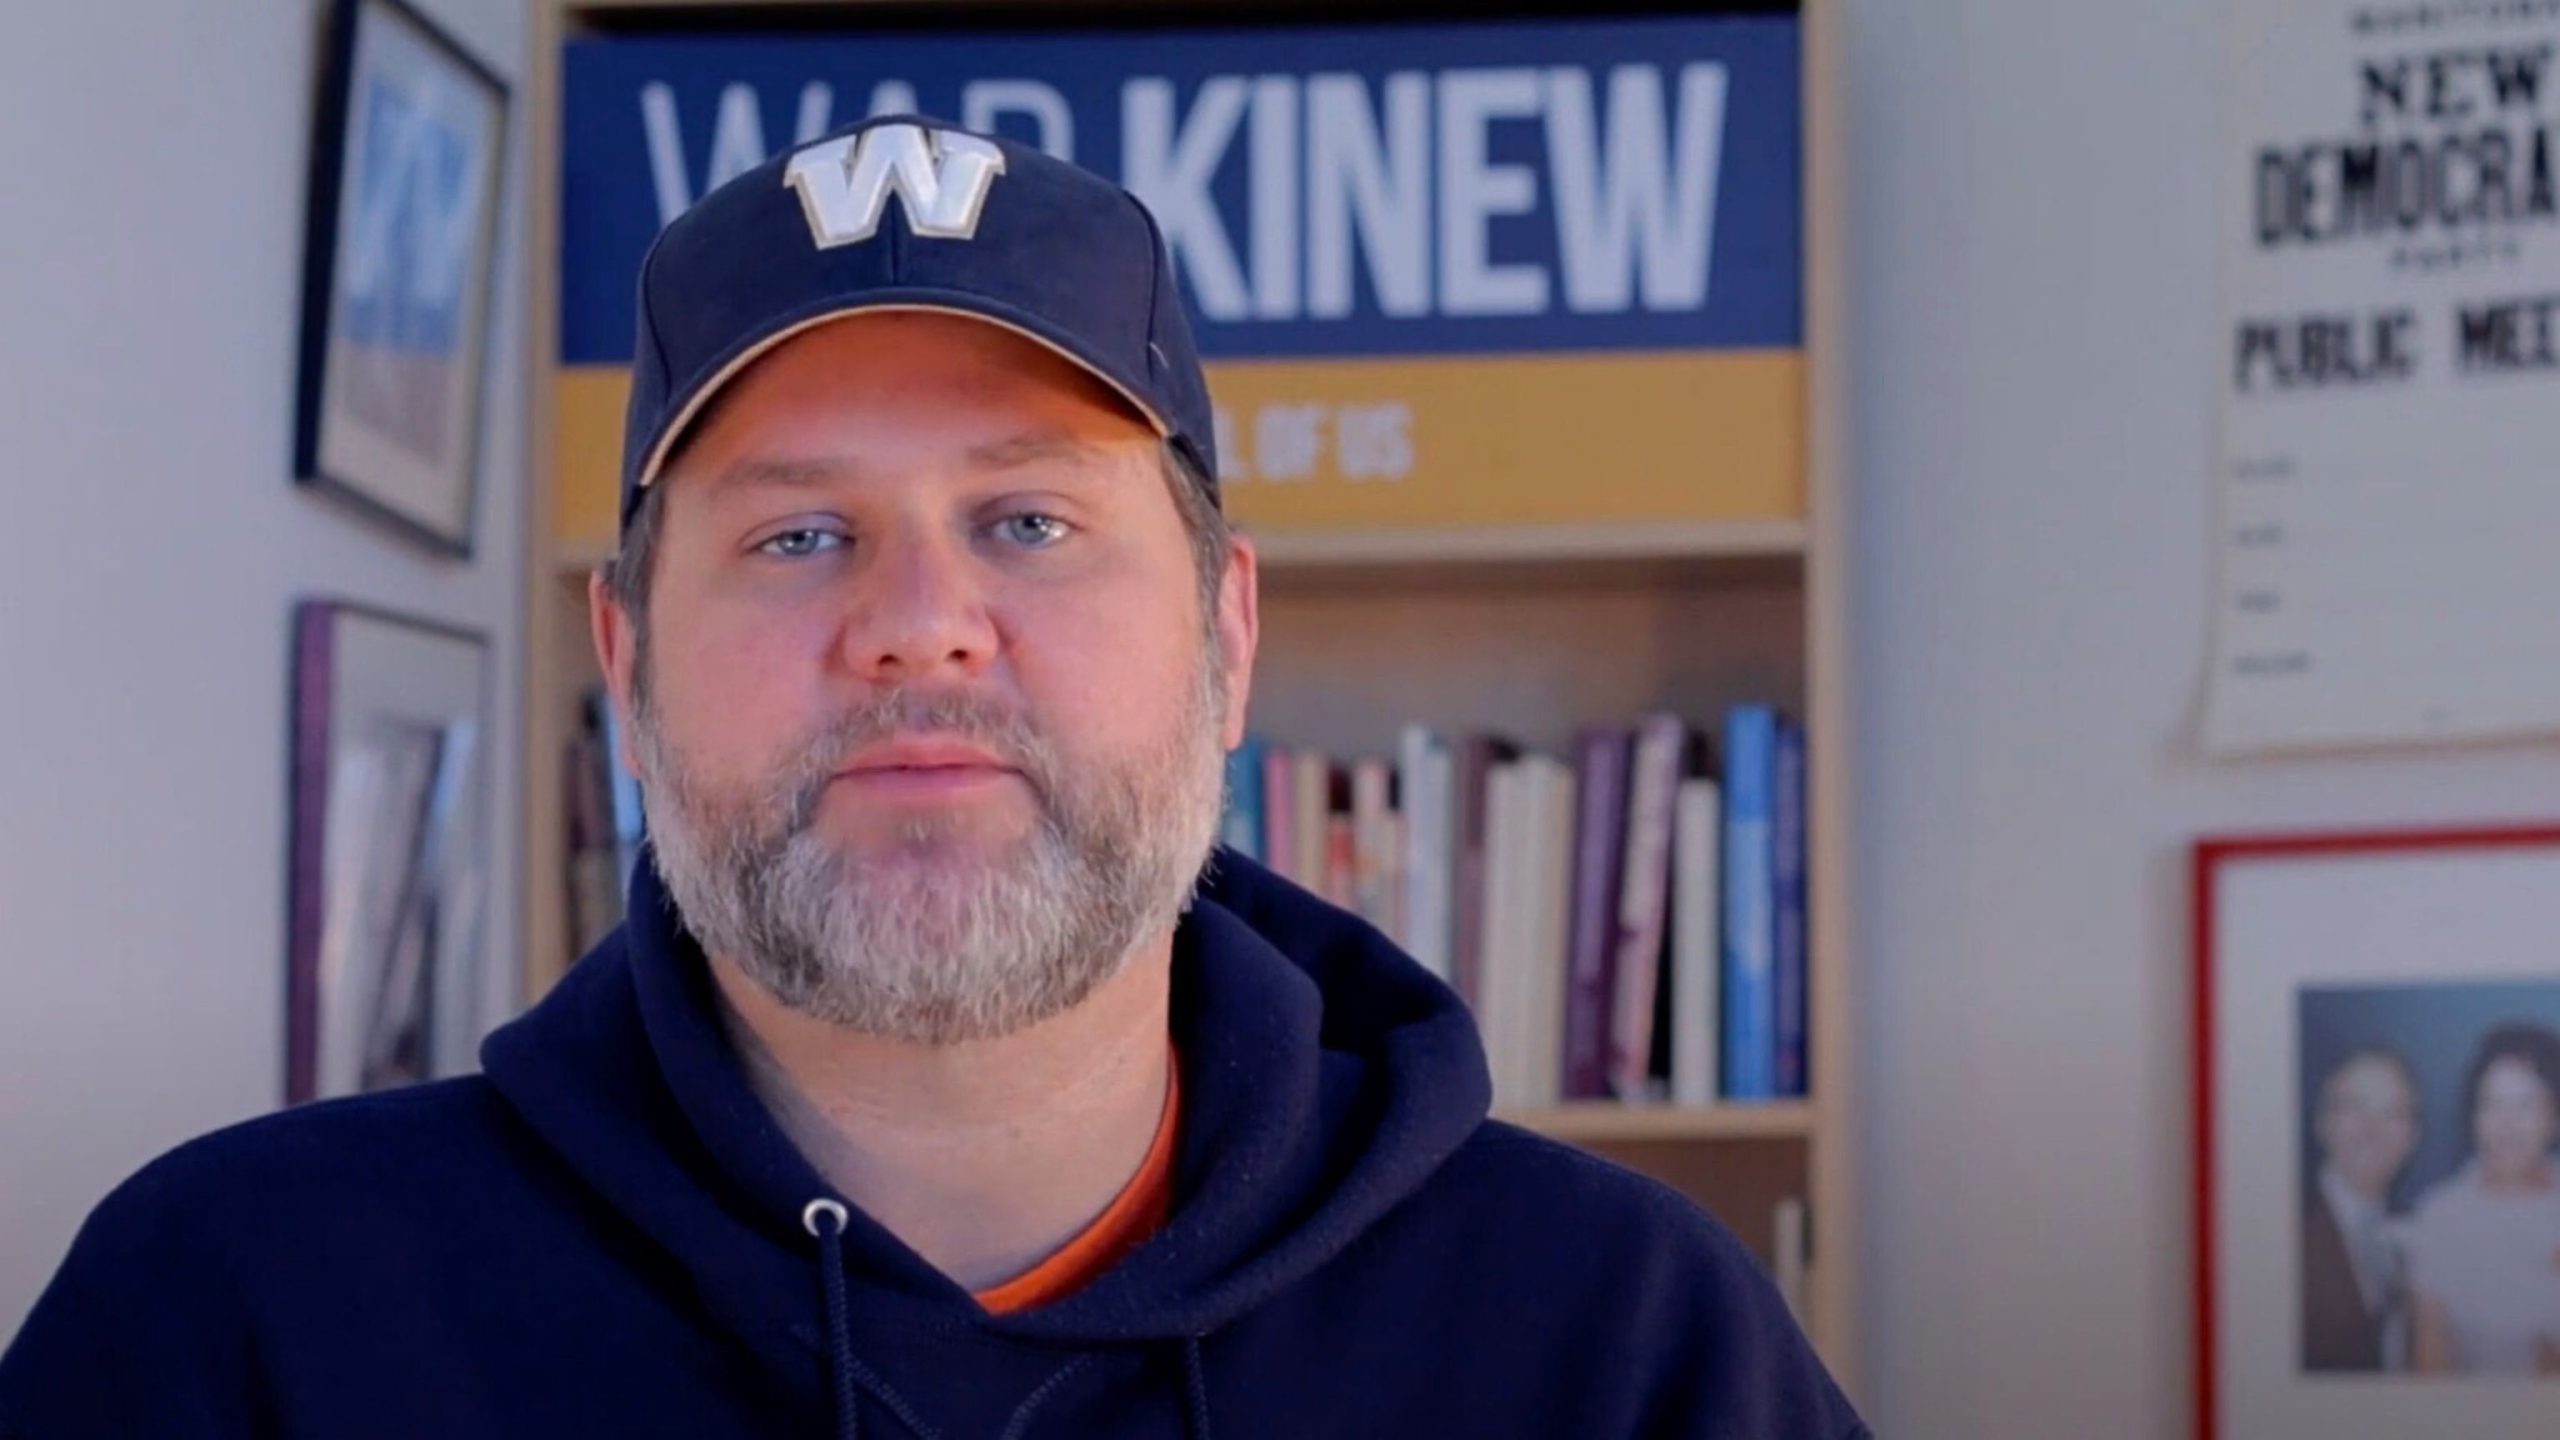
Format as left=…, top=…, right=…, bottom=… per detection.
left=292, top=0, right=509, bottom=557
left=2194, top=826, right=2560, bottom=1439
left=286, top=601, right=492, bottom=1106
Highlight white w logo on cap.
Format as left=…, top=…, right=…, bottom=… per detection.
left=782, top=124, right=1008, bottom=249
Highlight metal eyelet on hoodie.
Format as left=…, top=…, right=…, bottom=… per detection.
left=803, top=1199, right=850, bottom=1238
left=804, top=1198, right=861, bottom=1440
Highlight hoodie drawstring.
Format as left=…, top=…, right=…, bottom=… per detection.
left=799, top=1201, right=943, bottom=1440
left=1181, top=1335, right=1214, bottom=1440
left=804, top=1199, right=861, bottom=1440
left=803, top=1198, right=1214, bottom=1440
left=993, top=1355, right=1091, bottom=1440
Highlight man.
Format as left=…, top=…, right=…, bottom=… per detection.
left=0, top=118, right=1866, bottom=1438
left=2302, top=1046, right=2421, bottom=1372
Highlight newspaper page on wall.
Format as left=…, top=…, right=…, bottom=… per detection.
left=2206, top=1, right=2560, bottom=756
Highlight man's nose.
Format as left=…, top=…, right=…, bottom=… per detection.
left=836, top=526, right=1000, bottom=686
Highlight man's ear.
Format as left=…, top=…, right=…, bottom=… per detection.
left=590, top=572, right=642, bottom=775
left=1215, top=533, right=1259, bottom=752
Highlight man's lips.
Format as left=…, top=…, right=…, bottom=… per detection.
left=839, top=737, right=1015, bottom=774
left=832, top=738, right=1023, bottom=799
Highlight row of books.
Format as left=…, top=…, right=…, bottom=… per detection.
left=1222, top=706, right=1810, bottom=1108
left=562, top=687, right=644, bottom=957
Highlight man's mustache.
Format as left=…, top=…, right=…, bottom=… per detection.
left=776, top=688, right=1058, bottom=833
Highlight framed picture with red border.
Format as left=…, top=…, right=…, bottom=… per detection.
left=2194, top=826, right=2560, bottom=1439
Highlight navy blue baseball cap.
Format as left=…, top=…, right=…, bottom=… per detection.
left=620, top=115, right=1218, bottom=528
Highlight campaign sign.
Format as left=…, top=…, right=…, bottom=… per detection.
left=556, top=16, right=1802, bottom=546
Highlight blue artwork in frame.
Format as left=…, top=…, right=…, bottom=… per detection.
left=294, top=0, right=509, bottom=558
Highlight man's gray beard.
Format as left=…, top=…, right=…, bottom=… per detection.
left=629, top=643, right=1228, bottom=1044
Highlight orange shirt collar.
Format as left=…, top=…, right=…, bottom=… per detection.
left=974, top=1047, right=1181, bottom=1315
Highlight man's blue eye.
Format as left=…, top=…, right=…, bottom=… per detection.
left=759, top=529, right=842, bottom=559
left=995, top=514, right=1071, bottom=548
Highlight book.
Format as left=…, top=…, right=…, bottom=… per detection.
left=562, top=716, right=623, bottom=956
left=1351, top=756, right=1397, bottom=932
left=1478, top=752, right=1576, bottom=1110
left=1397, top=724, right=1453, bottom=980
left=1518, top=752, right=1577, bottom=1109
left=1773, top=1197, right=1809, bottom=1322
left=1292, top=750, right=1330, bottom=893
left=589, top=689, right=645, bottom=896
left=1221, top=734, right=1267, bottom=861
left=1669, top=773, right=1724, bottom=1106
left=1476, top=759, right=1527, bottom=1104
left=1260, top=743, right=1296, bottom=881
left=1561, top=727, right=1633, bottom=1099
left=1772, top=716, right=1810, bottom=1098
left=1645, top=906, right=1677, bottom=1096
left=1609, top=713, right=1688, bottom=1099
left=1321, top=764, right=1356, bottom=909
left=1721, top=705, right=1779, bottom=1101
left=1447, top=734, right=1520, bottom=1012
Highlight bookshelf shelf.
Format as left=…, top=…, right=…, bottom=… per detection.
left=1504, top=1102, right=1815, bottom=1145
left=555, top=539, right=613, bottom=577
left=1251, top=519, right=1806, bottom=570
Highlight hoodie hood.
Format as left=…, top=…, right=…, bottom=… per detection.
left=480, top=846, right=1491, bottom=1353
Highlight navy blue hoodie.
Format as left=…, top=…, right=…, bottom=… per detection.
left=0, top=850, right=1868, bottom=1438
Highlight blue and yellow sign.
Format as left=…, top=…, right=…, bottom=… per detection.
left=558, top=16, right=1801, bottom=548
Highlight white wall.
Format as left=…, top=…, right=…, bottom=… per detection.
left=1846, top=2, right=2560, bottom=1436
left=0, top=0, right=526, bottom=1336
left=8, top=0, right=2558, bottom=1424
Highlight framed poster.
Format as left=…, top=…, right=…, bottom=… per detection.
left=2203, top=1, right=2560, bottom=754
left=287, top=601, right=491, bottom=1105
left=2195, top=827, right=2560, bottom=1438
left=294, top=0, right=510, bottom=557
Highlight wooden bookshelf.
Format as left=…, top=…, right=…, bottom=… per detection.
left=1500, top=1101, right=1815, bottom=1145
left=1251, top=518, right=1808, bottom=569
left=523, top=0, right=1855, bottom=1398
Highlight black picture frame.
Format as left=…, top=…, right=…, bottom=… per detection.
left=286, top=600, right=493, bottom=1105
left=293, top=0, right=510, bottom=559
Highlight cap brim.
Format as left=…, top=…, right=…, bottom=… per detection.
left=634, top=294, right=1175, bottom=493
